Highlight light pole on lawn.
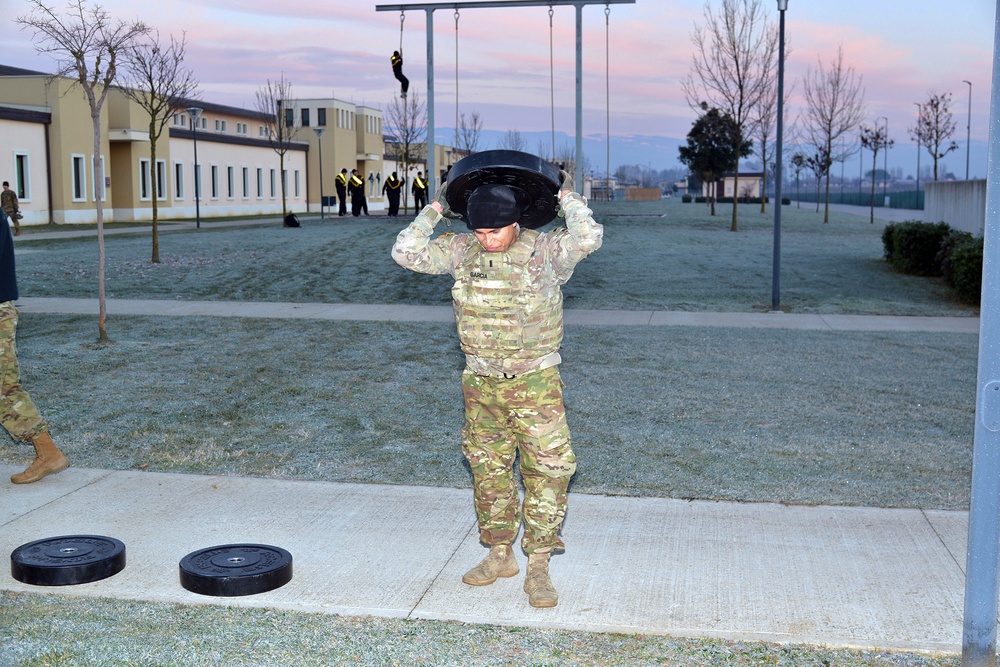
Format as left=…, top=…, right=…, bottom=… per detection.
left=185, top=107, right=203, bottom=229
left=771, top=0, right=788, bottom=312
left=963, top=79, right=972, bottom=180
left=880, top=116, right=889, bottom=204
left=314, top=127, right=326, bottom=220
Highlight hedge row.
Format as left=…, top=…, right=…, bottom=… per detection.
left=882, top=221, right=983, bottom=305
left=681, top=195, right=791, bottom=205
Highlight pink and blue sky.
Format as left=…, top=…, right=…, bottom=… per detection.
left=2, top=0, right=996, bottom=176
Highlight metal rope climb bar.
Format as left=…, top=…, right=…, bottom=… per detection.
left=375, top=0, right=636, bottom=199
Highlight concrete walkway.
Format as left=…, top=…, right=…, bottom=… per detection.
left=0, top=295, right=979, bottom=655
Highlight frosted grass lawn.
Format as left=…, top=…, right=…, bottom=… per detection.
left=16, top=199, right=974, bottom=315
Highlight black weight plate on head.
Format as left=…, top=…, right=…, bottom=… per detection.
left=446, top=150, right=564, bottom=229
left=179, top=543, right=293, bottom=597
left=11, top=535, right=126, bottom=586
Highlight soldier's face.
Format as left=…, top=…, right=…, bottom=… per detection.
left=474, top=223, right=519, bottom=252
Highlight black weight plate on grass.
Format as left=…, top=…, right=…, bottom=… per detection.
left=11, top=535, right=126, bottom=586
left=446, top=150, right=564, bottom=229
left=179, top=543, right=293, bottom=597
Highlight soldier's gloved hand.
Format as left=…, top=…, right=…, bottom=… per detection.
left=430, top=184, right=455, bottom=218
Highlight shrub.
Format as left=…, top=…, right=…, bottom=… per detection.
left=881, top=222, right=897, bottom=261
left=936, top=229, right=975, bottom=287
left=681, top=194, right=692, bottom=203
left=781, top=197, right=791, bottom=205
left=890, top=221, right=951, bottom=276
left=694, top=196, right=707, bottom=203
left=950, top=235, right=984, bottom=305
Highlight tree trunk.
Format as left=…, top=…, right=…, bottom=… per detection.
left=730, top=159, right=740, bottom=231
left=759, top=145, right=768, bottom=214
left=280, top=153, right=287, bottom=221
left=92, top=109, right=109, bottom=343
left=823, top=170, right=831, bottom=223
left=149, top=117, right=160, bottom=263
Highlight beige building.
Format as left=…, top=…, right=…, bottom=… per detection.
left=0, top=64, right=388, bottom=225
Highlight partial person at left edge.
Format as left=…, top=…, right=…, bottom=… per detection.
left=0, top=208, right=69, bottom=484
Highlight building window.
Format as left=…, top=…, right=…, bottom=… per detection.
left=194, top=164, right=202, bottom=200
left=242, top=167, right=249, bottom=199
left=139, top=158, right=151, bottom=200
left=301, top=108, right=310, bottom=127
left=259, top=125, right=268, bottom=138
left=173, top=114, right=187, bottom=127
left=14, top=153, right=29, bottom=201
left=256, top=167, right=263, bottom=199
left=156, top=160, right=167, bottom=201
left=174, top=162, right=185, bottom=200
left=317, top=108, right=326, bottom=126
left=71, top=155, right=86, bottom=201
left=294, top=170, right=300, bottom=198
left=210, top=164, right=219, bottom=199
left=236, top=122, right=247, bottom=135
left=270, top=168, right=276, bottom=198
left=227, top=166, right=235, bottom=199
left=215, top=119, right=227, bottom=132
left=284, top=108, right=294, bottom=129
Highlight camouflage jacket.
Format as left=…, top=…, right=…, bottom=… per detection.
left=391, top=191, right=603, bottom=376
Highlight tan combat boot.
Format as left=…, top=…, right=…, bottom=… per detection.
left=524, top=552, right=558, bottom=608
left=11, top=432, right=69, bottom=484
left=462, top=544, right=519, bottom=586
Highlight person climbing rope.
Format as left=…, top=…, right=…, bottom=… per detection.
left=391, top=50, right=409, bottom=98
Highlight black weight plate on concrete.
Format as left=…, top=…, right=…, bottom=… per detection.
left=179, top=543, right=293, bottom=597
left=446, top=150, right=564, bottom=229
left=11, top=535, right=126, bottom=586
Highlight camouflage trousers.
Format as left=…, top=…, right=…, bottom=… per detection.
left=461, top=365, right=576, bottom=554
left=0, top=302, right=48, bottom=442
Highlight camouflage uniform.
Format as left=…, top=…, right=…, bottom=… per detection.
left=392, top=191, right=602, bottom=554
left=0, top=302, right=49, bottom=442
left=0, top=211, right=48, bottom=443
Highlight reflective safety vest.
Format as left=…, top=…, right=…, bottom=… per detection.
left=451, top=229, right=562, bottom=363
left=413, top=177, right=427, bottom=191
left=385, top=177, right=401, bottom=190
left=336, top=172, right=348, bottom=186
left=391, top=54, right=402, bottom=69
left=349, top=174, right=364, bottom=188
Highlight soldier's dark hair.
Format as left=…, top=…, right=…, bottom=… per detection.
left=466, top=184, right=527, bottom=230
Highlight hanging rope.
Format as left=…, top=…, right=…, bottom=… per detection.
left=549, top=6, right=556, bottom=161
left=605, top=4, right=611, bottom=200
left=399, top=11, right=405, bottom=53
left=454, top=9, right=460, bottom=157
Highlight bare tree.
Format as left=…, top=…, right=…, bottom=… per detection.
left=255, top=75, right=298, bottom=224
left=498, top=129, right=527, bottom=152
left=860, top=122, right=893, bottom=224
left=910, top=92, right=959, bottom=182
left=384, top=90, right=427, bottom=213
left=456, top=111, right=483, bottom=155
left=17, top=0, right=148, bottom=342
left=683, top=0, right=777, bottom=231
left=800, top=45, right=866, bottom=223
left=120, top=31, right=198, bottom=263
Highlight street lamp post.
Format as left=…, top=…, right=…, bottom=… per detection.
left=913, top=102, right=921, bottom=194
left=963, top=79, right=972, bottom=180
left=185, top=107, right=203, bottom=229
left=771, top=0, right=788, bottom=312
left=880, top=116, right=889, bottom=204
left=313, top=127, right=326, bottom=220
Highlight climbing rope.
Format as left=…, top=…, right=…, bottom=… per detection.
left=399, top=11, right=405, bottom=53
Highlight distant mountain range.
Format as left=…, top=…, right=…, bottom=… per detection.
left=434, top=127, right=990, bottom=181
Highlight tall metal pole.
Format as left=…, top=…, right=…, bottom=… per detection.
left=426, top=8, right=436, bottom=199
left=185, top=107, right=203, bottom=229
left=771, top=0, right=787, bottom=312
left=575, top=3, right=584, bottom=190
left=962, top=5, right=1000, bottom=665
left=964, top=79, right=973, bottom=180
left=314, top=127, right=326, bottom=220
left=913, top=102, right=921, bottom=194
